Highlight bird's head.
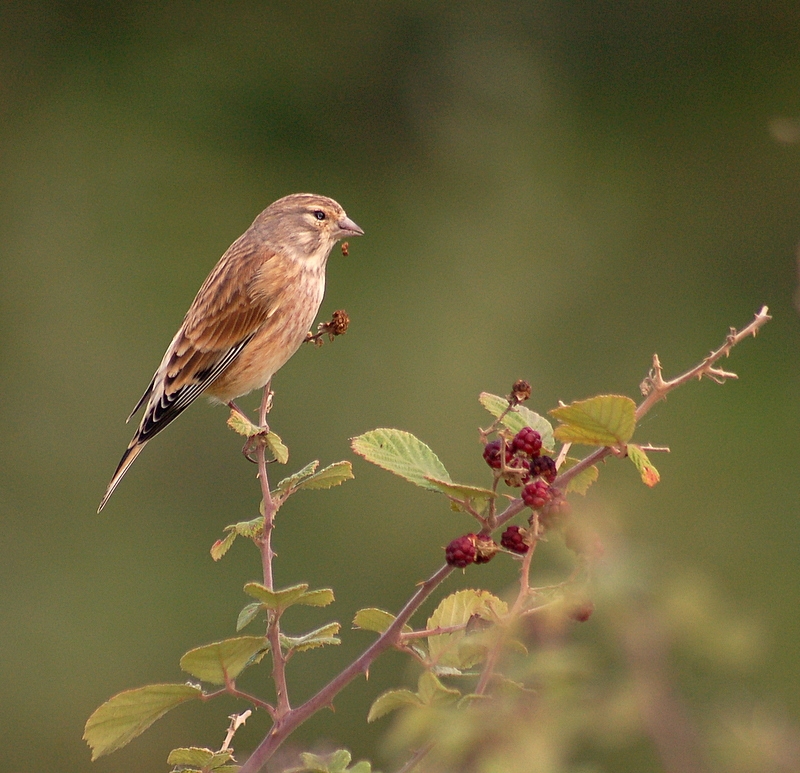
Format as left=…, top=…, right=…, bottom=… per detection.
left=257, top=193, right=363, bottom=261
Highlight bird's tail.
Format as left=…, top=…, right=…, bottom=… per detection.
left=97, top=438, right=148, bottom=512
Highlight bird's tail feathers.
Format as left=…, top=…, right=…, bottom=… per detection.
left=97, top=439, right=148, bottom=512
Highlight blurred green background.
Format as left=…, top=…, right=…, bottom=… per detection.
left=1, top=2, right=799, bottom=771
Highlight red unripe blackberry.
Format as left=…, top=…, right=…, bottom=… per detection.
left=511, top=427, right=542, bottom=458
left=483, top=439, right=512, bottom=470
left=568, top=600, right=595, bottom=622
left=522, top=480, right=552, bottom=509
left=529, top=454, right=557, bottom=484
left=446, top=534, right=477, bottom=568
left=501, top=525, right=529, bottom=554
left=474, top=536, right=499, bottom=564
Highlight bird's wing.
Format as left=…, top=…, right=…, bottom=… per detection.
left=131, top=238, right=277, bottom=443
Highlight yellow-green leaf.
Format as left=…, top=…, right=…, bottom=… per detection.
left=244, top=582, right=309, bottom=610
left=367, top=688, right=421, bottom=722
left=628, top=444, right=661, bottom=487
left=167, top=747, right=236, bottom=771
left=296, top=461, right=354, bottom=491
left=296, top=588, right=335, bottom=607
left=427, top=590, right=507, bottom=669
left=274, top=461, right=319, bottom=495
left=564, top=464, right=599, bottom=495
left=353, top=608, right=413, bottom=635
left=281, top=622, right=341, bottom=653
left=479, top=392, right=555, bottom=449
left=84, top=683, right=201, bottom=760
left=351, top=429, right=451, bottom=491
left=416, top=671, right=461, bottom=704
left=179, top=636, right=267, bottom=685
left=266, top=431, right=289, bottom=464
left=226, top=411, right=261, bottom=437
left=236, top=601, right=262, bottom=631
left=210, top=530, right=237, bottom=561
left=424, top=476, right=496, bottom=512
left=550, top=394, right=636, bottom=446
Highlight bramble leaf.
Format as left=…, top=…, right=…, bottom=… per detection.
left=367, top=688, right=421, bottom=722
left=353, top=608, right=412, bottom=635
left=427, top=590, right=507, bottom=669
left=167, top=746, right=236, bottom=770
left=84, top=683, right=202, bottom=760
left=179, top=636, right=267, bottom=685
left=243, top=582, right=333, bottom=611
left=550, top=394, right=636, bottom=446
left=417, top=671, right=461, bottom=704
left=281, top=622, right=341, bottom=653
left=244, top=582, right=309, bottom=610
left=563, top=463, right=599, bottom=495
left=628, top=444, right=661, bottom=487
left=210, top=530, right=237, bottom=561
left=266, top=431, right=289, bottom=464
left=226, top=411, right=261, bottom=437
left=295, top=461, right=354, bottom=491
left=351, top=429, right=450, bottom=491
left=236, top=601, right=262, bottom=631
left=424, top=477, right=496, bottom=513
left=293, top=749, right=377, bottom=772
left=479, top=393, right=555, bottom=449
left=274, top=461, right=319, bottom=495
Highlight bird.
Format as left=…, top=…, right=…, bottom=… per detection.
left=98, top=193, right=363, bottom=512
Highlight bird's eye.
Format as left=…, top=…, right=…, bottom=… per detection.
left=314, top=210, right=326, bottom=221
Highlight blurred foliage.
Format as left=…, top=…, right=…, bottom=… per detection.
left=0, top=2, right=799, bottom=772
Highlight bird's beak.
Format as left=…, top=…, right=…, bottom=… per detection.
left=337, top=215, right=364, bottom=237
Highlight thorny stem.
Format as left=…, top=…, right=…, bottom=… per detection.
left=255, top=383, right=291, bottom=718
left=239, top=307, right=770, bottom=772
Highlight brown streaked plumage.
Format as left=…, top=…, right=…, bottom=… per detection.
left=98, top=193, right=363, bottom=512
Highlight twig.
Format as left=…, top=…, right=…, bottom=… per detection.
left=255, top=383, right=291, bottom=718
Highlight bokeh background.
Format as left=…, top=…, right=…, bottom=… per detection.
left=1, top=2, right=799, bottom=771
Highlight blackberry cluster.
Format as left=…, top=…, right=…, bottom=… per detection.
left=482, top=439, right=513, bottom=470
left=445, top=533, right=498, bottom=568
left=445, top=534, right=477, bottom=568
left=522, top=480, right=552, bottom=509
left=529, top=454, right=557, bottom=484
left=501, top=525, right=529, bottom=554
left=512, top=427, right=542, bottom=457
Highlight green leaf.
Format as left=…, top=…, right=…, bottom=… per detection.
left=244, top=582, right=309, bottom=611
left=294, top=749, right=375, bottom=773
left=224, top=516, right=264, bottom=540
left=84, top=683, right=202, bottom=760
left=564, top=463, right=599, bottom=495
left=274, top=461, right=319, bottom=495
left=281, top=623, right=341, bottom=653
left=550, top=394, right=636, bottom=446
left=367, top=688, right=422, bottom=722
left=236, top=601, right=262, bottom=631
left=267, top=431, right=289, bottom=464
left=295, top=461, right=354, bottom=491
left=226, top=411, right=261, bottom=437
left=479, top=392, right=555, bottom=449
left=627, top=444, right=661, bottom=487
left=180, top=636, right=267, bottom=685
left=353, top=608, right=412, bottom=635
left=166, top=747, right=239, bottom=773
left=423, top=477, right=496, bottom=512
left=296, top=588, right=335, bottom=607
left=210, top=530, right=237, bottom=561
left=351, top=429, right=451, bottom=491
left=427, top=590, right=507, bottom=669
left=417, top=671, right=461, bottom=704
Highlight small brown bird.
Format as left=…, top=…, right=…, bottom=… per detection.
left=98, top=193, right=363, bottom=512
